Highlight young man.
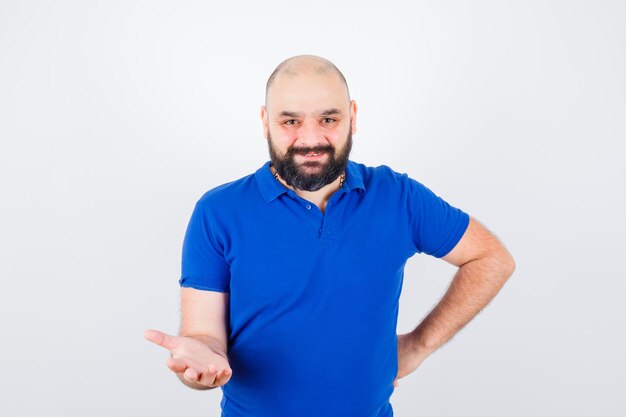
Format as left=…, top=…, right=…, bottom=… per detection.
left=145, top=54, right=515, bottom=417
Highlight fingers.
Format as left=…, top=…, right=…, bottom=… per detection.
left=184, top=367, right=200, bottom=382
left=144, top=329, right=178, bottom=351
left=166, top=356, right=232, bottom=387
left=178, top=360, right=232, bottom=387
left=216, top=368, right=233, bottom=386
left=193, top=364, right=230, bottom=387
left=166, top=357, right=188, bottom=373
left=393, top=379, right=399, bottom=388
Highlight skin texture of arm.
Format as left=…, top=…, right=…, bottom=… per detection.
left=144, top=288, right=232, bottom=390
left=394, top=216, right=516, bottom=387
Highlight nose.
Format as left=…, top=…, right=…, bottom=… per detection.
left=295, top=118, right=326, bottom=148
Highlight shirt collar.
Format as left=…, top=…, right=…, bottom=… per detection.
left=255, top=160, right=366, bottom=203
left=344, top=160, right=366, bottom=194
left=255, top=161, right=288, bottom=203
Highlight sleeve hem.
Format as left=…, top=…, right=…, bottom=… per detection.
left=431, top=211, right=470, bottom=258
left=179, top=277, right=230, bottom=293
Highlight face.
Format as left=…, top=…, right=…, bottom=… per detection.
left=261, top=69, right=357, bottom=192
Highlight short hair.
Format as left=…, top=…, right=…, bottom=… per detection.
left=265, top=55, right=350, bottom=106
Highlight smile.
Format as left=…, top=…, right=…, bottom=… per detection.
left=299, top=151, right=327, bottom=159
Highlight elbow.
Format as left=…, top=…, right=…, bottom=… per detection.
left=480, top=246, right=515, bottom=280
left=498, top=249, right=516, bottom=279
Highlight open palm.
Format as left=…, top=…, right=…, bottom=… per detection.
left=144, top=329, right=232, bottom=388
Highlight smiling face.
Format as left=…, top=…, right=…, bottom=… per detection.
left=261, top=56, right=357, bottom=191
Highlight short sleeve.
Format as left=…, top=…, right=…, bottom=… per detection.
left=179, top=199, right=230, bottom=292
left=407, top=177, right=470, bottom=258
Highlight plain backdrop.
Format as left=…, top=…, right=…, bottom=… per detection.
left=1, top=1, right=625, bottom=416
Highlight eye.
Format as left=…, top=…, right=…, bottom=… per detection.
left=322, top=118, right=336, bottom=124
left=284, top=119, right=299, bottom=125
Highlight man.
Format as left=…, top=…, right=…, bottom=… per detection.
left=145, top=54, right=515, bottom=417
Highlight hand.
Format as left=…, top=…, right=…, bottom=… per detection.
left=393, top=332, right=428, bottom=388
left=144, top=329, right=232, bottom=388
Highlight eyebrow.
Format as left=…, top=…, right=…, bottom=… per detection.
left=278, top=108, right=343, bottom=118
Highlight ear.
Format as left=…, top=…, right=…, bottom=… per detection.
left=349, top=100, right=357, bottom=135
left=260, top=105, right=269, bottom=140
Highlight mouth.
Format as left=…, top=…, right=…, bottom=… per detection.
left=297, top=150, right=327, bottom=160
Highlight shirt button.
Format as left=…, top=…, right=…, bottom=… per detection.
left=305, top=204, right=312, bottom=210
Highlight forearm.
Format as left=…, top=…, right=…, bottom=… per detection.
left=408, top=252, right=515, bottom=357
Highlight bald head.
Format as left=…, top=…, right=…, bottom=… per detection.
left=265, top=55, right=350, bottom=107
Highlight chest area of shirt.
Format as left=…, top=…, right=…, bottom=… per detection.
left=226, top=210, right=410, bottom=306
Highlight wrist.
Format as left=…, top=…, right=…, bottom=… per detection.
left=406, top=330, right=436, bottom=359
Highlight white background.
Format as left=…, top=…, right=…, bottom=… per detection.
left=1, top=1, right=625, bottom=416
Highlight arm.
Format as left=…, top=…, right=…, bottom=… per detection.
left=176, top=287, right=230, bottom=390
left=395, top=216, right=515, bottom=385
left=145, top=287, right=231, bottom=390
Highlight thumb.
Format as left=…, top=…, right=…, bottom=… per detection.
left=144, top=329, right=178, bottom=352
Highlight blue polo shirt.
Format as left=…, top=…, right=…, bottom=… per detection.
left=179, top=160, right=470, bottom=417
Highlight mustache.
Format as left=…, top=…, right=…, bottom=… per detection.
left=286, top=145, right=335, bottom=156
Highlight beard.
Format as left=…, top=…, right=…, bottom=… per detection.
left=267, top=128, right=352, bottom=192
